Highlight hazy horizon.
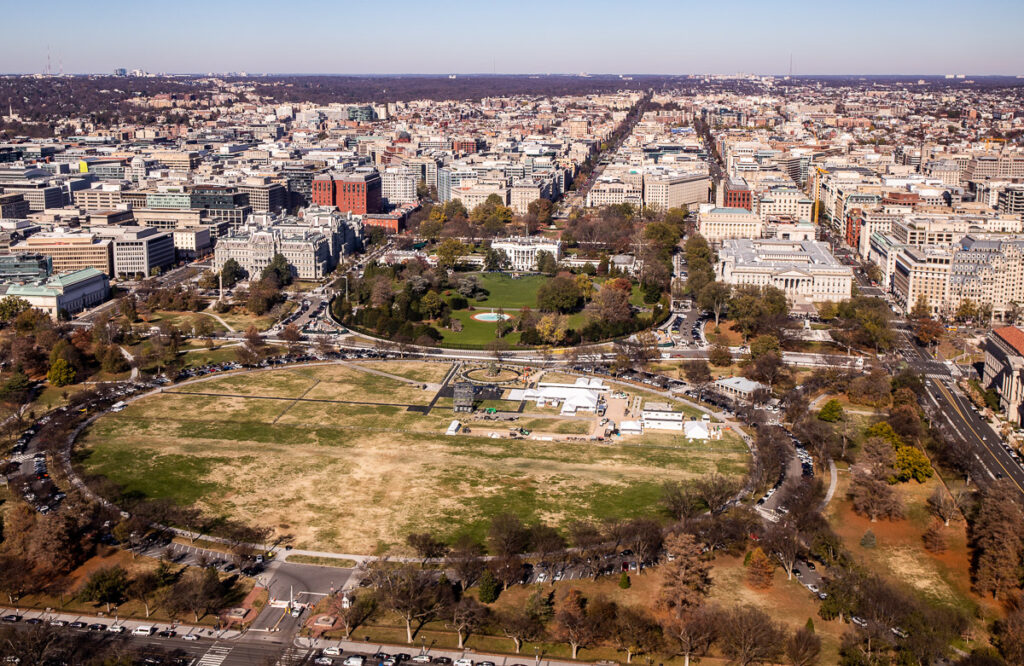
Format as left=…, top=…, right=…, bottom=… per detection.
left=2, top=0, right=1022, bottom=77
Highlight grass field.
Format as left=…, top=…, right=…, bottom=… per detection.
left=471, top=273, right=547, bottom=308
left=77, top=363, right=749, bottom=554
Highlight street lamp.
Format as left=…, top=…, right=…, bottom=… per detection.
left=534, top=647, right=540, bottom=666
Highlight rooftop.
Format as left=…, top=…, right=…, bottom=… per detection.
left=993, top=326, right=1024, bottom=357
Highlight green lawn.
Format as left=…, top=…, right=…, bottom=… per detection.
left=438, top=311, right=522, bottom=347
left=471, top=273, right=547, bottom=309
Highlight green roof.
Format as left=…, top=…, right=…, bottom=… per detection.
left=46, top=267, right=105, bottom=287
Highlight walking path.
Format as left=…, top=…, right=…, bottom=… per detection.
left=118, top=345, right=140, bottom=380
left=202, top=304, right=237, bottom=333
left=822, top=460, right=839, bottom=508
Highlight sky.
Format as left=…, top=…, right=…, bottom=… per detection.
left=2, top=0, right=1022, bottom=76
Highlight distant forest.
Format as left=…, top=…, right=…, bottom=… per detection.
left=1, top=73, right=1022, bottom=139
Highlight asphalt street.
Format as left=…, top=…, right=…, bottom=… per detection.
left=891, top=327, right=1024, bottom=497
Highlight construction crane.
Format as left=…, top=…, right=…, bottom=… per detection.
left=812, top=166, right=829, bottom=225
left=984, top=137, right=1007, bottom=152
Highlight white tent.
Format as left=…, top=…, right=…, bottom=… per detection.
left=684, top=421, right=710, bottom=440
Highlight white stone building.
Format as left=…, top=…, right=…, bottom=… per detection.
left=491, top=236, right=562, bottom=272
left=716, top=239, right=853, bottom=307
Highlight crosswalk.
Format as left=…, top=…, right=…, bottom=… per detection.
left=277, top=647, right=310, bottom=665
left=196, top=644, right=232, bottom=666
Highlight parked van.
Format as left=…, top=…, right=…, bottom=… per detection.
left=132, top=625, right=154, bottom=636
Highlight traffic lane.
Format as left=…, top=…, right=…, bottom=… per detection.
left=925, top=377, right=1024, bottom=493
left=923, top=379, right=1006, bottom=482
left=929, top=378, right=1024, bottom=493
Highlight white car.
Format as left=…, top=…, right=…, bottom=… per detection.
left=183, top=633, right=200, bottom=641
left=107, top=625, right=126, bottom=634
left=344, top=657, right=366, bottom=666
left=411, top=657, right=432, bottom=664
left=455, top=659, right=474, bottom=666
left=132, top=625, right=154, bottom=636
left=323, top=647, right=343, bottom=657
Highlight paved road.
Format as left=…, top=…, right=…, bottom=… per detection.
left=890, top=328, right=1024, bottom=498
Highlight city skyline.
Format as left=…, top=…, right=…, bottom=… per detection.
left=2, top=0, right=1023, bottom=76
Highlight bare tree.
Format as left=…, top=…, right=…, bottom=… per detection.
left=496, top=606, right=544, bottom=654
left=327, top=590, right=377, bottom=640
left=446, top=597, right=490, bottom=649
left=662, top=607, right=719, bottom=666
left=364, top=562, right=446, bottom=643
left=446, top=535, right=486, bottom=589
left=660, top=481, right=702, bottom=521
left=764, top=523, right=801, bottom=580
left=848, top=473, right=904, bottom=522
left=719, top=606, right=787, bottom=666
left=554, top=589, right=609, bottom=660
left=622, top=518, right=663, bottom=572
left=694, top=473, right=739, bottom=513
left=405, top=532, right=449, bottom=565
left=610, top=606, right=662, bottom=663
left=487, top=513, right=530, bottom=557
left=785, top=626, right=821, bottom=666
left=927, top=486, right=960, bottom=527
left=128, top=571, right=159, bottom=618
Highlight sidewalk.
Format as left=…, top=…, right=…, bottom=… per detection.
left=296, top=635, right=595, bottom=666
left=0, top=605, right=243, bottom=641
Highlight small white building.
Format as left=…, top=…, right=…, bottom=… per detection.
left=714, top=376, right=769, bottom=402
left=620, top=420, right=644, bottom=435
left=641, top=401, right=684, bottom=431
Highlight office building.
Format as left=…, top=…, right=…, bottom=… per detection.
left=237, top=177, right=287, bottom=213
left=15, top=230, right=114, bottom=275
left=643, top=173, right=709, bottom=212
left=382, top=168, right=418, bottom=206
left=716, top=239, right=853, bottom=307
left=312, top=171, right=383, bottom=215
left=698, top=207, right=764, bottom=244
left=214, top=226, right=332, bottom=280
left=0, top=193, right=30, bottom=219
left=983, top=326, right=1024, bottom=426
left=91, top=226, right=176, bottom=278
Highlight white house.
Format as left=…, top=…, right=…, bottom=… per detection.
left=491, top=236, right=562, bottom=272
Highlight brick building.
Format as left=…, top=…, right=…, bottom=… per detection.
left=312, top=172, right=383, bottom=215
